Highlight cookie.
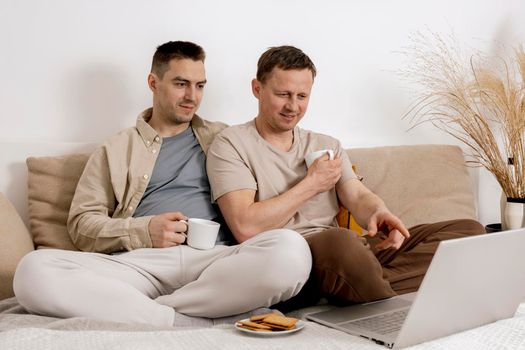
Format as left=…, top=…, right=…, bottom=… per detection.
left=261, top=314, right=298, bottom=329
left=249, top=312, right=277, bottom=322
left=236, top=324, right=272, bottom=332
left=259, top=322, right=295, bottom=330
left=236, top=320, right=273, bottom=330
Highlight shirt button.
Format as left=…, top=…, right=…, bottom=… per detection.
left=146, top=140, right=151, bottom=146
left=128, top=206, right=133, bottom=211
left=151, top=149, right=157, bottom=154
left=154, top=136, right=160, bottom=142
left=143, top=174, right=149, bottom=180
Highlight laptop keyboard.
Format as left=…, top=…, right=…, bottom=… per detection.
left=346, top=309, right=408, bottom=335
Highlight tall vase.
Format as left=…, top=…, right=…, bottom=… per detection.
left=504, top=197, right=525, bottom=230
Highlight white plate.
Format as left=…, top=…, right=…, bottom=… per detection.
left=235, top=318, right=305, bottom=336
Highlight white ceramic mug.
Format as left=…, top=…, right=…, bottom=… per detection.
left=305, top=149, right=334, bottom=168
left=183, top=218, right=220, bottom=250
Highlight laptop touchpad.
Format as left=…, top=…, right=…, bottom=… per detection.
left=367, top=297, right=412, bottom=312
left=307, top=304, right=382, bottom=324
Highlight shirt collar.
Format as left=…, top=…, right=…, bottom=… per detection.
left=136, top=108, right=161, bottom=146
left=135, top=107, right=205, bottom=147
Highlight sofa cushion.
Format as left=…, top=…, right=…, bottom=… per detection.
left=336, top=164, right=367, bottom=235
left=0, top=193, right=34, bottom=300
left=26, top=154, right=90, bottom=250
left=336, top=206, right=367, bottom=235
left=346, top=145, right=477, bottom=229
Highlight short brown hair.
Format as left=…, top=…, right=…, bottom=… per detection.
left=256, top=45, right=316, bottom=84
left=151, top=41, right=205, bottom=78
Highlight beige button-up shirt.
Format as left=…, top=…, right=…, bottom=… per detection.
left=67, top=108, right=227, bottom=253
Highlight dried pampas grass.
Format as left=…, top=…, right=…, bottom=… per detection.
left=402, top=32, right=525, bottom=199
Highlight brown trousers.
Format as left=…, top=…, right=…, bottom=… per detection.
left=275, top=219, right=485, bottom=311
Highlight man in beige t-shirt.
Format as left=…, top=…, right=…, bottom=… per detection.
left=207, top=45, right=485, bottom=308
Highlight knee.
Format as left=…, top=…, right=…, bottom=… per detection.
left=258, top=229, right=312, bottom=291
left=307, top=229, right=386, bottom=284
left=308, top=229, right=369, bottom=266
left=436, top=218, right=486, bottom=236
left=307, top=230, right=393, bottom=301
left=457, top=219, right=486, bottom=235
left=15, top=250, right=53, bottom=287
left=14, top=250, right=61, bottom=312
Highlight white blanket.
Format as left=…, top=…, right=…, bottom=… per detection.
left=1, top=298, right=524, bottom=350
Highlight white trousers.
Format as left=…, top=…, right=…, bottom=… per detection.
left=13, top=229, right=311, bottom=327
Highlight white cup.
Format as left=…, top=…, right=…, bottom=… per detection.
left=184, top=218, right=220, bottom=250
left=305, top=149, right=334, bottom=168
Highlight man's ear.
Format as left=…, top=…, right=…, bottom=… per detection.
left=251, top=79, right=261, bottom=98
left=148, top=73, right=157, bottom=92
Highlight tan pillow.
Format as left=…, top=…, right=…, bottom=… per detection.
left=26, top=154, right=91, bottom=250
left=347, top=145, right=477, bottom=229
left=0, top=193, right=34, bottom=300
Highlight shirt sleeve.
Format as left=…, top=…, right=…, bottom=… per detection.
left=67, top=146, right=153, bottom=253
left=335, top=140, right=358, bottom=184
left=206, top=131, right=258, bottom=201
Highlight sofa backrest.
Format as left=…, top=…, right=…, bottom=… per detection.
left=0, top=142, right=477, bottom=300
left=347, top=144, right=477, bottom=228
left=1, top=142, right=477, bottom=250
left=1, top=143, right=478, bottom=248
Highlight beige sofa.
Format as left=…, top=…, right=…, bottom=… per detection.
left=0, top=142, right=477, bottom=301
left=5, top=142, right=512, bottom=350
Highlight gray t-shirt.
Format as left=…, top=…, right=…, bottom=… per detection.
left=134, top=127, right=233, bottom=245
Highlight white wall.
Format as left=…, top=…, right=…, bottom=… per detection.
left=2, top=0, right=524, bottom=224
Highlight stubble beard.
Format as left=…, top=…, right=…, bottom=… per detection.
left=165, top=111, right=193, bottom=125
left=161, top=101, right=196, bottom=126
left=277, top=113, right=301, bottom=132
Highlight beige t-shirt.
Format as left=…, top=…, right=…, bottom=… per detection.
left=207, top=119, right=357, bottom=236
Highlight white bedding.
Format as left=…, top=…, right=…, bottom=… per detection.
left=1, top=298, right=524, bottom=350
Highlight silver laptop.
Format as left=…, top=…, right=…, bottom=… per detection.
left=306, top=229, right=525, bottom=348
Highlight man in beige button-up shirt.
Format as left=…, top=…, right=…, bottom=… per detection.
left=66, top=107, right=224, bottom=253
left=14, top=41, right=311, bottom=327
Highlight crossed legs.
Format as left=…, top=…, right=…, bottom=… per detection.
left=13, top=229, right=311, bottom=326
left=277, top=219, right=485, bottom=310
